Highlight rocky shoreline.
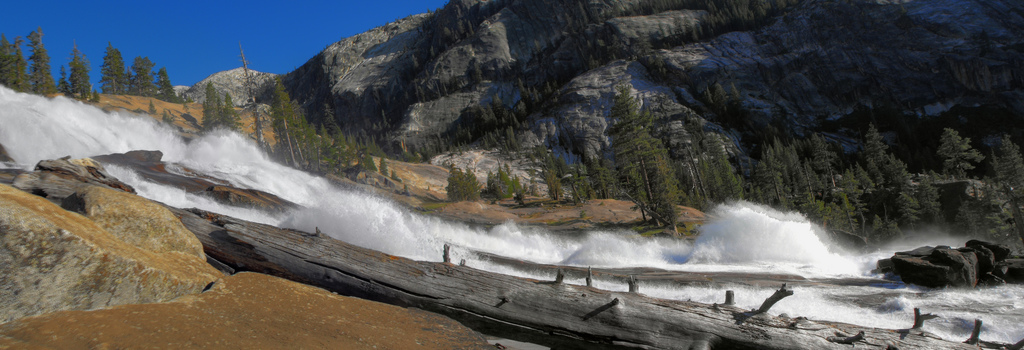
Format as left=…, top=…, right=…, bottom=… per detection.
left=0, top=157, right=491, bottom=349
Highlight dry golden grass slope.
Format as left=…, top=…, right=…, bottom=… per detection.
left=0, top=272, right=491, bottom=350
left=90, top=94, right=276, bottom=145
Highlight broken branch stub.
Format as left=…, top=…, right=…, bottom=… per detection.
left=756, top=284, right=794, bottom=314
left=912, top=308, right=939, bottom=329
left=964, top=319, right=982, bottom=345
left=443, top=244, right=451, bottom=263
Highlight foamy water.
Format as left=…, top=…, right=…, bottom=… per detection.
left=1, top=86, right=1021, bottom=343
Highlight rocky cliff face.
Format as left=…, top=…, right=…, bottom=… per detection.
left=277, top=0, right=1023, bottom=161
left=183, top=67, right=278, bottom=106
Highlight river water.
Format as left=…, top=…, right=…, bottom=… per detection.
left=1, top=86, right=1021, bottom=343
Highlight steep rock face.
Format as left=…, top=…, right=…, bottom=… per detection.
left=0, top=184, right=220, bottom=323
left=0, top=272, right=491, bottom=350
left=183, top=67, right=277, bottom=106
left=526, top=60, right=730, bottom=160
left=284, top=0, right=650, bottom=147
left=281, top=0, right=1023, bottom=163
left=663, top=0, right=1024, bottom=130
left=284, top=13, right=432, bottom=129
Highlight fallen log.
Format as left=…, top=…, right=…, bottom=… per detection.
left=170, top=206, right=1004, bottom=350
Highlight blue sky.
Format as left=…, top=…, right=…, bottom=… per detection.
left=0, top=0, right=450, bottom=87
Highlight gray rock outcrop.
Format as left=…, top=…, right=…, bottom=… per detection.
left=278, top=0, right=1024, bottom=164
left=183, top=67, right=277, bottom=106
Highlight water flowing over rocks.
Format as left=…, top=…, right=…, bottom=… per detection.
left=12, top=156, right=136, bottom=202
left=0, top=153, right=1018, bottom=348
left=171, top=204, right=1008, bottom=349
left=202, top=185, right=299, bottom=213
left=93, top=150, right=299, bottom=213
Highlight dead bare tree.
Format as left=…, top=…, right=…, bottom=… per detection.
left=239, top=43, right=265, bottom=151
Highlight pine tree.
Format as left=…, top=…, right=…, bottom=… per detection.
left=220, top=93, right=239, bottom=130
left=378, top=156, right=389, bottom=175
left=155, top=67, right=177, bottom=102
left=26, top=27, right=56, bottom=94
left=201, top=82, right=221, bottom=131
left=937, top=128, right=983, bottom=179
left=916, top=173, right=943, bottom=223
left=68, top=44, right=89, bottom=99
left=446, top=166, right=481, bottom=201
left=607, top=85, right=681, bottom=229
left=809, top=133, right=837, bottom=188
left=862, top=124, right=889, bottom=185
left=270, top=77, right=306, bottom=166
left=56, top=65, right=71, bottom=95
left=993, top=134, right=1024, bottom=248
left=0, top=34, right=16, bottom=88
left=542, top=154, right=563, bottom=201
left=100, top=43, right=128, bottom=94
left=129, top=56, right=155, bottom=96
left=994, top=135, right=1024, bottom=192
left=8, top=36, right=29, bottom=92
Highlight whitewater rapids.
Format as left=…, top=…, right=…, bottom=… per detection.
left=1, top=86, right=1021, bottom=343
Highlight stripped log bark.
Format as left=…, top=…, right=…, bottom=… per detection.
left=170, top=206, right=1005, bottom=350
left=827, top=331, right=865, bottom=345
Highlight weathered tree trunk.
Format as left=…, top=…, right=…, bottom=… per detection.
left=239, top=43, right=265, bottom=151
left=168, top=206, right=1002, bottom=350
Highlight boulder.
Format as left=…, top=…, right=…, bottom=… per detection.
left=890, top=247, right=979, bottom=288
left=0, top=184, right=220, bottom=323
left=994, top=259, right=1024, bottom=284
left=203, top=185, right=298, bottom=213
left=965, top=239, right=1012, bottom=262
left=962, top=244, right=996, bottom=276
left=61, top=185, right=207, bottom=259
left=0, top=142, right=12, bottom=162
left=0, top=272, right=491, bottom=350
left=12, top=156, right=135, bottom=202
